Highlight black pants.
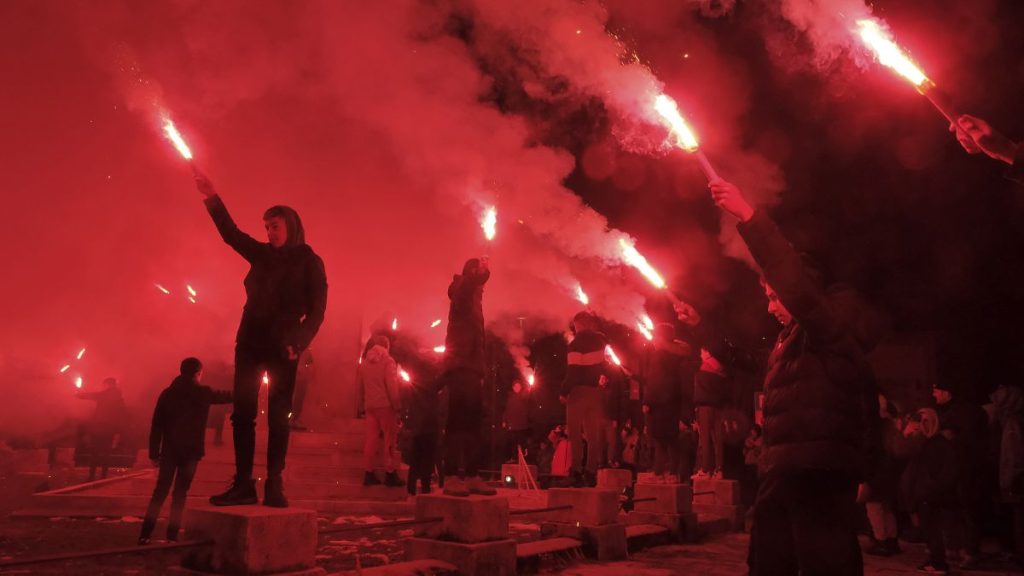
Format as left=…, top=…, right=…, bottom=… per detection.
left=407, top=432, right=437, bottom=495
left=141, top=459, right=199, bottom=541
left=233, top=346, right=298, bottom=480
left=748, top=468, right=863, bottom=576
left=921, top=501, right=964, bottom=568
left=444, top=369, right=483, bottom=478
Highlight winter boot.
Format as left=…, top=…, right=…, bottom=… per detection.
left=468, top=476, right=496, bottom=496
left=209, top=477, right=258, bottom=506
left=263, top=475, right=289, bottom=508
left=384, top=470, right=404, bottom=488
left=443, top=476, right=470, bottom=497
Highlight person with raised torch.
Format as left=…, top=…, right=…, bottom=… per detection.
left=195, top=172, right=328, bottom=508
left=708, top=178, right=883, bottom=575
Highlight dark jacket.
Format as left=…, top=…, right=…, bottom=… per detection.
left=737, top=211, right=882, bottom=477
left=77, top=387, right=127, bottom=436
left=205, top=195, right=328, bottom=353
left=601, top=375, right=627, bottom=424
left=149, top=376, right=232, bottom=462
left=560, top=329, right=612, bottom=397
left=444, top=265, right=489, bottom=375
left=640, top=341, right=696, bottom=440
left=405, top=378, right=443, bottom=436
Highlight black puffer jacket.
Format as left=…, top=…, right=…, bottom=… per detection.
left=444, top=260, right=489, bottom=375
left=738, top=211, right=882, bottom=477
left=641, top=341, right=697, bottom=440
left=205, top=195, right=328, bottom=353
left=149, top=376, right=233, bottom=462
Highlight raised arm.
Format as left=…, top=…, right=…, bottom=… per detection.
left=195, top=172, right=263, bottom=261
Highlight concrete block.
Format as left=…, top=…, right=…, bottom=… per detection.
left=413, top=494, right=508, bottom=544
left=406, top=537, right=516, bottom=576
left=541, top=522, right=627, bottom=561
left=693, top=502, right=746, bottom=531
left=182, top=504, right=317, bottom=575
left=546, top=488, right=619, bottom=526
left=636, top=472, right=658, bottom=485
left=635, top=483, right=692, bottom=514
left=596, top=468, right=633, bottom=489
left=627, top=510, right=699, bottom=543
left=500, top=463, right=538, bottom=487
left=693, top=477, right=741, bottom=505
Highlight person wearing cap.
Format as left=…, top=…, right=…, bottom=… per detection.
left=139, top=358, right=232, bottom=545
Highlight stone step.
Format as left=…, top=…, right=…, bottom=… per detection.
left=625, top=523, right=670, bottom=539
left=515, top=537, right=582, bottom=559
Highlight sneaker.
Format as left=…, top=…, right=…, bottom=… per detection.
left=263, top=475, right=289, bottom=508
left=363, top=471, right=382, bottom=486
left=468, top=476, right=496, bottom=496
left=865, top=540, right=891, bottom=557
left=443, top=476, right=470, bottom=497
left=916, top=562, right=948, bottom=574
left=209, top=477, right=258, bottom=506
left=383, top=470, right=404, bottom=488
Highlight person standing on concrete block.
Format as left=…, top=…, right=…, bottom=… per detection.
left=640, top=323, right=696, bottom=484
left=560, top=311, right=614, bottom=487
left=140, top=358, right=232, bottom=545
left=357, top=335, right=404, bottom=488
left=405, top=375, right=443, bottom=496
left=195, top=172, right=328, bottom=508
left=76, top=376, right=127, bottom=481
left=694, top=346, right=732, bottom=480
left=441, top=258, right=496, bottom=497
left=710, top=178, right=882, bottom=576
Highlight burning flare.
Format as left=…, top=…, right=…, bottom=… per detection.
left=398, top=366, right=411, bottom=383
left=74, top=376, right=83, bottom=389
left=526, top=373, right=536, bottom=387
left=262, top=372, right=270, bottom=386
left=161, top=116, right=194, bottom=160
left=59, top=364, right=70, bottom=374
left=654, top=94, right=700, bottom=152
left=482, top=206, right=497, bottom=241
left=430, top=319, right=442, bottom=328
left=640, top=314, right=655, bottom=331
left=575, top=284, right=590, bottom=306
left=186, top=284, right=197, bottom=297
left=76, top=348, right=86, bottom=360
left=636, top=322, right=654, bottom=341
left=856, top=19, right=928, bottom=88
left=605, top=345, right=623, bottom=367
left=619, top=239, right=666, bottom=289
left=155, top=283, right=171, bottom=295
left=433, top=345, right=446, bottom=354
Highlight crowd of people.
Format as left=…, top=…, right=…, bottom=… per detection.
left=126, top=114, right=1024, bottom=574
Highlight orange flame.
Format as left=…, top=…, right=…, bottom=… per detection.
left=74, top=376, right=83, bottom=389
left=398, top=366, right=411, bottom=383
left=640, top=314, right=654, bottom=331
left=59, top=364, right=71, bottom=374
left=619, top=239, right=667, bottom=289
left=161, top=117, right=194, bottom=160
left=636, top=322, right=654, bottom=341
left=654, top=94, right=700, bottom=152
left=526, top=373, right=536, bottom=387
left=391, top=318, right=398, bottom=331
left=430, top=319, right=442, bottom=328
left=186, top=284, right=197, bottom=297
left=433, top=345, right=446, bottom=354
left=76, top=348, right=86, bottom=360
left=856, top=19, right=929, bottom=88
left=575, top=284, right=590, bottom=306
left=482, top=206, right=497, bottom=241
left=605, top=345, right=623, bottom=367
left=262, top=371, right=270, bottom=386
left=155, top=283, right=171, bottom=295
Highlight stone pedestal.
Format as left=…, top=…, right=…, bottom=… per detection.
left=545, top=488, right=619, bottom=526
left=596, top=468, right=633, bottom=490
left=634, top=483, right=692, bottom=514
left=182, top=505, right=317, bottom=575
left=406, top=537, right=515, bottom=576
left=627, top=510, right=699, bottom=543
left=499, top=463, right=538, bottom=488
left=413, top=494, right=509, bottom=543
left=540, top=522, right=627, bottom=561
left=693, top=477, right=741, bottom=505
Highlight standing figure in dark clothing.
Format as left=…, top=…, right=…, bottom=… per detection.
left=710, top=178, right=882, bottom=576
left=195, top=173, right=328, bottom=508
left=441, top=258, right=496, bottom=497
left=640, top=323, right=696, bottom=483
left=140, top=358, right=232, bottom=545
left=560, top=312, right=614, bottom=487
left=405, top=377, right=443, bottom=496
left=76, top=377, right=126, bottom=481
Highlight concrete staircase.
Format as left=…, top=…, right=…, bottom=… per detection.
left=16, top=419, right=413, bottom=518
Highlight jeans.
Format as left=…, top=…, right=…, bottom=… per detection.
left=364, top=407, right=399, bottom=472
left=141, top=459, right=199, bottom=541
left=232, top=345, right=298, bottom=480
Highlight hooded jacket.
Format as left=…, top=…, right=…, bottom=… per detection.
left=444, top=261, right=489, bottom=375
left=149, top=376, right=232, bottom=462
left=357, top=345, right=401, bottom=412
left=737, top=210, right=882, bottom=477
left=205, top=195, right=328, bottom=353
